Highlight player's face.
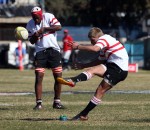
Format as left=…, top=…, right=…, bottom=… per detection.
left=89, top=37, right=99, bottom=45
left=64, top=32, right=68, bottom=36
left=32, top=14, right=42, bottom=24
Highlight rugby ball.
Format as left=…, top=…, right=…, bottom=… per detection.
left=14, top=26, right=28, bottom=40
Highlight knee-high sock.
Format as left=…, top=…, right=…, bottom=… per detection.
left=80, top=96, right=101, bottom=116
left=71, top=71, right=92, bottom=82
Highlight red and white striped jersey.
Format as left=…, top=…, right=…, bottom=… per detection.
left=26, top=13, right=61, bottom=53
left=95, top=34, right=129, bottom=71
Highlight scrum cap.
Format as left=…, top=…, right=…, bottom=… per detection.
left=31, top=7, right=42, bottom=19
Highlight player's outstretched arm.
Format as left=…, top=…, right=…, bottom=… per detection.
left=72, top=59, right=106, bottom=70
left=68, top=41, right=101, bottom=52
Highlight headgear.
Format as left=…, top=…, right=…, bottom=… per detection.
left=31, top=7, right=42, bottom=19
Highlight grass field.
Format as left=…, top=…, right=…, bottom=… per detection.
left=0, top=69, right=150, bottom=130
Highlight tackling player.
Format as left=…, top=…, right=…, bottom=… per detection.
left=57, top=27, right=129, bottom=120
left=26, top=7, right=65, bottom=110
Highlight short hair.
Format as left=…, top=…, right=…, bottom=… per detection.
left=64, top=29, right=68, bottom=33
left=88, top=27, right=103, bottom=38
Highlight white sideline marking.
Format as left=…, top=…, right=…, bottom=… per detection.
left=0, top=103, right=14, bottom=106
left=0, top=90, right=150, bottom=96
left=0, top=92, right=33, bottom=96
left=110, top=90, right=150, bottom=94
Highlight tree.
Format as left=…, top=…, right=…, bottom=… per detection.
left=45, top=0, right=149, bottom=28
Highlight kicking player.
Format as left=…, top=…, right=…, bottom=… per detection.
left=57, top=27, right=129, bottom=120
left=26, top=7, right=65, bottom=110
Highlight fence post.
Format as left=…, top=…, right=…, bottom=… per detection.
left=18, top=40, right=23, bottom=71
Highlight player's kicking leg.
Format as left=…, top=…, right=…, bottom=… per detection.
left=57, top=70, right=94, bottom=87
left=71, top=80, right=112, bottom=121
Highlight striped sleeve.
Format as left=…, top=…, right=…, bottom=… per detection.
left=48, top=13, right=61, bottom=26
left=95, top=38, right=109, bottom=49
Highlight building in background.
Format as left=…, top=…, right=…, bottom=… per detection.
left=0, top=0, right=39, bottom=68
left=0, top=1, right=150, bottom=70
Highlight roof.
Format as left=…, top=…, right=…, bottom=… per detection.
left=0, top=17, right=31, bottom=23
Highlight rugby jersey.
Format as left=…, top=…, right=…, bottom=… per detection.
left=95, top=34, right=129, bottom=71
left=26, top=13, right=61, bottom=53
left=63, top=35, right=73, bottom=51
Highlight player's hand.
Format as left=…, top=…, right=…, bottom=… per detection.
left=37, top=27, right=45, bottom=34
left=68, top=41, right=79, bottom=49
left=34, top=32, right=40, bottom=37
left=30, top=33, right=39, bottom=44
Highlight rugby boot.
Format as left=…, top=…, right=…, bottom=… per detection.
left=71, top=113, right=88, bottom=121
left=53, top=102, right=65, bottom=109
left=57, top=77, right=76, bottom=87
left=33, top=103, right=43, bottom=110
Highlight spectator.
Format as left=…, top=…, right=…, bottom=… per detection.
left=14, top=46, right=26, bottom=68
left=62, top=29, right=73, bottom=71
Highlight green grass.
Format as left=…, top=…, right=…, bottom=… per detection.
left=0, top=69, right=150, bottom=130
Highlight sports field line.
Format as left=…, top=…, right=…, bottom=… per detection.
left=0, top=103, right=14, bottom=106
left=1, top=90, right=150, bottom=96
left=1, top=101, right=149, bottom=106
left=63, top=101, right=150, bottom=105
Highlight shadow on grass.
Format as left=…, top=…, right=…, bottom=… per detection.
left=21, top=118, right=59, bottom=121
left=0, top=118, right=60, bottom=121
left=0, top=107, right=11, bottom=110
left=21, top=118, right=72, bottom=122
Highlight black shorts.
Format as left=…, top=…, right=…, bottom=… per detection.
left=103, top=63, right=128, bottom=86
left=34, top=48, right=62, bottom=68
